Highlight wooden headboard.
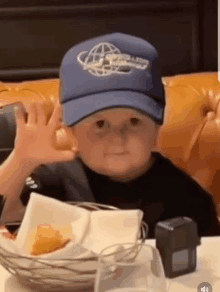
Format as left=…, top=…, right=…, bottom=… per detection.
left=0, top=0, right=217, bottom=82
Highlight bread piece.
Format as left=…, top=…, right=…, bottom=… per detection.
left=29, top=224, right=71, bottom=256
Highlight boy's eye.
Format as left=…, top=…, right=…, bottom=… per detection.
left=94, top=120, right=109, bottom=132
left=130, top=117, right=141, bottom=126
left=96, top=120, right=106, bottom=128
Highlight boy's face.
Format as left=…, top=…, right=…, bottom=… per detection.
left=72, top=108, right=160, bottom=181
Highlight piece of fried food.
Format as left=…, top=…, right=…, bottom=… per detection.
left=29, top=224, right=71, bottom=256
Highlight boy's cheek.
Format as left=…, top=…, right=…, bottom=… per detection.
left=80, top=144, right=105, bottom=164
left=127, top=137, right=151, bottom=153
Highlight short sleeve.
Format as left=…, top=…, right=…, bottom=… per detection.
left=0, top=164, right=65, bottom=232
left=20, top=164, right=65, bottom=206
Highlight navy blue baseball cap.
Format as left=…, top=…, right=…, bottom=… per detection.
left=60, top=33, right=165, bottom=126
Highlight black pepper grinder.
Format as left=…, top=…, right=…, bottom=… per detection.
left=155, top=216, right=201, bottom=278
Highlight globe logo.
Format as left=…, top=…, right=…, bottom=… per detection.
left=77, top=42, right=149, bottom=77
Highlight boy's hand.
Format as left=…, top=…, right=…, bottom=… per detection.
left=13, top=100, right=77, bottom=166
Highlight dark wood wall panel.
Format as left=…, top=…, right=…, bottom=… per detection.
left=0, top=0, right=216, bottom=81
left=202, top=0, right=217, bottom=71
left=0, top=0, right=198, bottom=9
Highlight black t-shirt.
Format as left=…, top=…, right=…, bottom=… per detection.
left=82, top=152, right=220, bottom=238
left=15, top=152, right=220, bottom=239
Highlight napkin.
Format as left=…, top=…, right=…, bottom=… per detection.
left=82, top=209, right=143, bottom=254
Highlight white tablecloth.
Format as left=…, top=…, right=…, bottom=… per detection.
left=0, top=235, right=220, bottom=291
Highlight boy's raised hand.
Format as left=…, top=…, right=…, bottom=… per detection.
left=13, top=100, right=77, bottom=166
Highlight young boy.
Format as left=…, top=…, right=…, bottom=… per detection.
left=0, top=33, right=220, bottom=239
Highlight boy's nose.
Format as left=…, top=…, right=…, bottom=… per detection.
left=112, top=124, right=128, bottom=135
left=108, top=126, right=127, bottom=141
left=106, top=127, right=127, bottom=154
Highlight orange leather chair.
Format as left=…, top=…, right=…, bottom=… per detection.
left=157, top=72, right=220, bottom=214
left=1, top=73, right=220, bottom=213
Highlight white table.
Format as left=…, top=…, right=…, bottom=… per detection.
left=0, top=236, right=220, bottom=291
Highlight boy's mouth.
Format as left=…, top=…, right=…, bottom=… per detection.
left=106, top=153, right=129, bottom=158
left=106, top=150, right=129, bottom=156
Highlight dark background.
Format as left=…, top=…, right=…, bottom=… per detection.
left=0, top=0, right=217, bottom=81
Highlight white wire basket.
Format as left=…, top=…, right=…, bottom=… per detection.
left=0, top=202, right=148, bottom=291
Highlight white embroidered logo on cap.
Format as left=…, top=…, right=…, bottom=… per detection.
left=77, top=42, right=149, bottom=77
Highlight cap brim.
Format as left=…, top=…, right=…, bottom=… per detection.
left=62, top=91, right=163, bottom=126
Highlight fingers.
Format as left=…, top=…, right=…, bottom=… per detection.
left=14, top=103, right=26, bottom=127
left=48, top=100, right=62, bottom=129
left=36, top=102, right=47, bottom=125
left=54, top=150, right=77, bottom=163
left=62, top=125, right=79, bottom=151
left=24, top=102, right=38, bottom=125
left=20, top=101, right=52, bottom=126
left=15, top=100, right=62, bottom=129
left=44, top=147, right=77, bottom=164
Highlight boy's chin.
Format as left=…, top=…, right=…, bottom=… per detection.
left=103, top=159, right=134, bottom=176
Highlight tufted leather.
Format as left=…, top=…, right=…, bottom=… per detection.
left=1, top=73, right=220, bottom=210
left=158, top=73, right=220, bottom=166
